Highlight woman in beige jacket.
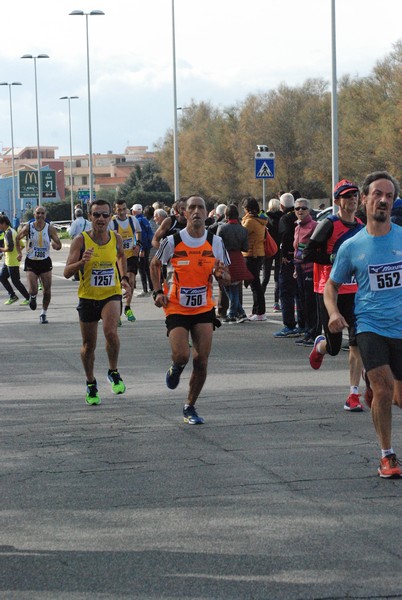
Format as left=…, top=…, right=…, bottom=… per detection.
left=241, top=197, right=267, bottom=320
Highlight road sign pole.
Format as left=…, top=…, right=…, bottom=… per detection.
left=262, top=179, right=266, bottom=212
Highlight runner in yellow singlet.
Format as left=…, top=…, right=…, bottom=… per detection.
left=64, top=200, right=131, bottom=406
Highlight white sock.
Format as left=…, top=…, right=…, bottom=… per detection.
left=350, top=386, right=359, bottom=395
left=381, top=448, right=395, bottom=458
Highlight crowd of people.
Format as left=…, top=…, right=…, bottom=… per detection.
left=1, top=170, right=401, bottom=479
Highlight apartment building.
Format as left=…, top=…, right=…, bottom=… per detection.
left=59, top=146, right=156, bottom=193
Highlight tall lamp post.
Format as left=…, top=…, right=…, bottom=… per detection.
left=0, top=82, right=22, bottom=217
left=60, top=96, right=79, bottom=220
left=171, top=0, right=180, bottom=201
left=330, top=0, right=339, bottom=207
left=21, top=54, right=49, bottom=207
left=69, top=10, right=105, bottom=204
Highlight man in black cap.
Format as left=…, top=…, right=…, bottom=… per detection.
left=303, top=179, right=365, bottom=412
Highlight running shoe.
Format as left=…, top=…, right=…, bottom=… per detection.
left=166, top=363, right=185, bottom=389
left=124, top=307, right=136, bottom=322
left=118, top=317, right=122, bottom=327
left=309, top=335, right=326, bottom=369
left=183, top=405, right=204, bottom=425
left=378, top=454, right=402, bottom=478
left=4, top=296, right=18, bottom=305
left=86, top=381, right=101, bottom=405
left=107, top=370, right=126, bottom=394
left=38, top=282, right=43, bottom=291
left=344, top=393, right=363, bottom=412
left=135, top=290, right=148, bottom=297
left=237, top=314, right=248, bottom=323
left=29, top=295, right=37, bottom=311
left=273, top=326, right=299, bottom=338
left=273, top=302, right=281, bottom=313
left=248, top=314, right=267, bottom=321
left=295, top=336, right=314, bottom=346
left=39, top=314, right=48, bottom=324
left=20, top=299, right=30, bottom=306
left=362, top=369, right=373, bottom=409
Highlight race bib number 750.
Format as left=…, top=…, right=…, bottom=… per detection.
left=179, top=286, right=207, bottom=307
left=369, top=262, right=402, bottom=291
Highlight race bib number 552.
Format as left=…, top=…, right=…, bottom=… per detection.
left=369, top=262, right=402, bottom=291
left=179, top=286, right=207, bottom=307
left=91, top=268, right=115, bottom=287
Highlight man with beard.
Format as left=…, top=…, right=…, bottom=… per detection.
left=325, top=171, right=402, bottom=478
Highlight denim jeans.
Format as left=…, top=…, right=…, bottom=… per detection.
left=225, top=283, right=244, bottom=318
left=279, top=261, right=304, bottom=329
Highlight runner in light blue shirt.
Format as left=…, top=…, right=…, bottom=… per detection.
left=324, top=171, right=402, bottom=479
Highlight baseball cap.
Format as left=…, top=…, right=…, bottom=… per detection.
left=132, top=204, right=143, bottom=212
left=333, top=179, right=359, bottom=199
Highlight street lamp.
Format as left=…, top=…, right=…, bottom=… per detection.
left=171, top=0, right=180, bottom=201
left=330, top=0, right=339, bottom=206
left=60, top=96, right=79, bottom=220
left=69, top=9, right=105, bottom=204
left=0, top=82, right=22, bottom=217
left=21, top=54, right=49, bottom=206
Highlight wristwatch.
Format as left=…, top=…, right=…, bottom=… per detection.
left=152, top=289, right=164, bottom=300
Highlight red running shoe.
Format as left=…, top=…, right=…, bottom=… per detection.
left=362, top=369, right=373, bottom=409
left=378, top=454, right=402, bottom=478
left=344, top=393, right=363, bottom=412
left=309, top=335, right=326, bottom=370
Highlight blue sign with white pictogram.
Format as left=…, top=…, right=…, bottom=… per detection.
left=255, top=158, right=275, bottom=179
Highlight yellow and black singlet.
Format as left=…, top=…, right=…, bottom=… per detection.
left=78, top=231, right=122, bottom=300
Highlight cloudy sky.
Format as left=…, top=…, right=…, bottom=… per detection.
left=0, top=0, right=400, bottom=158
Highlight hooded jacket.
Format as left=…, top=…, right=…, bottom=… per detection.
left=241, top=212, right=267, bottom=257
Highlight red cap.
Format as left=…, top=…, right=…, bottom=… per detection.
left=333, top=179, right=359, bottom=199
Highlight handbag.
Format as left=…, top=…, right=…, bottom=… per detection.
left=264, top=227, right=278, bottom=258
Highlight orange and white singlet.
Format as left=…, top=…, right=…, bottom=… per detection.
left=157, top=229, right=229, bottom=316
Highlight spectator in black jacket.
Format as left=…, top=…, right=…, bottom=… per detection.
left=273, top=192, right=304, bottom=337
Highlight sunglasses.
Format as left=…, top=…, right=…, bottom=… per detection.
left=92, top=211, right=110, bottom=218
left=295, top=206, right=308, bottom=211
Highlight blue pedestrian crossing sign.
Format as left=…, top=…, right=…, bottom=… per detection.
left=255, top=151, right=275, bottom=179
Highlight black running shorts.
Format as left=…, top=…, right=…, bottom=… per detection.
left=357, top=331, right=402, bottom=380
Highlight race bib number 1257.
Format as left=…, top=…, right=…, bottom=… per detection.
left=91, top=268, right=115, bottom=287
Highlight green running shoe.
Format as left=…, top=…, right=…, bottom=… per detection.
left=86, top=381, right=101, bottom=405
left=20, top=299, right=30, bottom=306
left=4, top=296, right=18, bottom=305
left=118, top=317, right=122, bottom=327
left=107, top=370, right=126, bottom=394
left=124, top=307, right=136, bottom=322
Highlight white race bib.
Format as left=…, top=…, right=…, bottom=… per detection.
left=179, top=286, right=207, bottom=307
left=368, top=262, right=402, bottom=291
left=33, top=246, right=47, bottom=259
left=90, top=268, right=115, bottom=287
left=123, top=237, right=134, bottom=250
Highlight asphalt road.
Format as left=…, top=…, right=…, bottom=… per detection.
left=0, top=244, right=401, bottom=600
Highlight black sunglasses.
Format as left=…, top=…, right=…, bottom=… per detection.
left=92, top=211, right=110, bottom=218
left=295, top=206, right=308, bottom=211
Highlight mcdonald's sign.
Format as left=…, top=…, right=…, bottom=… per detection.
left=19, top=170, right=39, bottom=199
